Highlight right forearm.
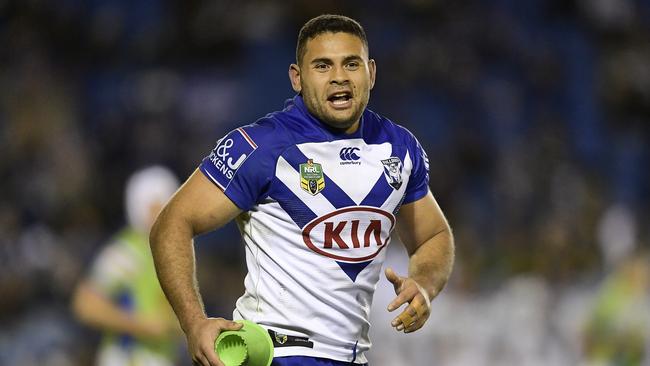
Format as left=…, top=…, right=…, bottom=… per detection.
left=150, top=208, right=206, bottom=332
left=149, top=169, right=243, bottom=336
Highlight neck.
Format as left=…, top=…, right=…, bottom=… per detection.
left=322, top=119, right=360, bottom=135
left=340, top=120, right=360, bottom=134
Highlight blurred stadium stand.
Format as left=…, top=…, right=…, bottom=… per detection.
left=0, top=0, right=648, bottom=365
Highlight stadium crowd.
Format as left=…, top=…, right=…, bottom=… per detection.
left=1, top=0, right=648, bottom=365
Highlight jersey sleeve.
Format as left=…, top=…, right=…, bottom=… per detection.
left=199, top=121, right=277, bottom=211
left=403, top=133, right=430, bottom=204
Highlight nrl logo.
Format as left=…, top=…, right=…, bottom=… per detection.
left=381, top=157, right=403, bottom=190
left=275, top=333, right=288, bottom=345
left=300, top=159, right=325, bottom=195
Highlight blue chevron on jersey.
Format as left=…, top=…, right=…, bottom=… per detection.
left=280, top=145, right=356, bottom=209
left=336, top=260, right=373, bottom=282
left=269, top=176, right=318, bottom=229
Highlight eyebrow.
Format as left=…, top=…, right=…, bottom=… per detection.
left=310, top=55, right=364, bottom=65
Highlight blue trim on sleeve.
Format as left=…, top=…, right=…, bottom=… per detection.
left=199, top=119, right=287, bottom=211
left=402, top=132, right=430, bottom=204
left=199, top=164, right=251, bottom=211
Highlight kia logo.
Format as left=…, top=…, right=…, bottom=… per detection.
left=302, top=207, right=395, bottom=262
left=339, top=147, right=360, bottom=161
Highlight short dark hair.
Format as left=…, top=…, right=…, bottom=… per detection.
left=296, top=14, right=369, bottom=65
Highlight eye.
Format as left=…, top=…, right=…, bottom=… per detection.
left=314, top=63, right=330, bottom=71
left=345, top=61, right=360, bottom=70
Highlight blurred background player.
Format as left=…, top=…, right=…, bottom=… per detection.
left=71, top=166, right=183, bottom=366
left=582, top=250, right=650, bottom=366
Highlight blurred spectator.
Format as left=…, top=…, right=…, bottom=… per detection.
left=71, top=166, right=183, bottom=366
left=583, top=252, right=650, bottom=365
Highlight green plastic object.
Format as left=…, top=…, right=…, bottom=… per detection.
left=214, top=320, right=274, bottom=366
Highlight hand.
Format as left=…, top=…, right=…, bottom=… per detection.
left=385, top=267, right=431, bottom=333
left=185, top=317, right=243, bottom=366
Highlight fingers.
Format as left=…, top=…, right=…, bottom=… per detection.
left=188, top=318, right=240, bottom=366
left=389, top=290, right=431, bottom=334
left=223, top=320, right=243, bottom=331
left=387, top=282, right=417, bottom=311
left=395, top=307, right=416, bottom=329
left=403, top=300, right=429, bottom=333
left=202, top=342, right=224, bottom=366
left=201, top=319, right=240, bottom=366
left=193, top=354, right=213, bottom=366
left=192, top=339, right=224, bottom=366
left=392, top=306, right=427, bottom=333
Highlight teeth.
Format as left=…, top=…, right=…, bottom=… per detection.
left=330, top=93, right=350, bottom=99
left=332, top=99, right=349, bottom=105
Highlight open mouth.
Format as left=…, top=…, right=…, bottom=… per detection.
left=327, top=91, right=353, bottom=108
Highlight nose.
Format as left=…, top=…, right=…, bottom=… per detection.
left=330, top=65, right=349, bottom=85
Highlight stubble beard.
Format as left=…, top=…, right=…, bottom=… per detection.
left=301, top=86, right=369, bottom=131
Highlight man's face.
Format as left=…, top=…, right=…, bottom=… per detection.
left=289, top=32, right=376, bottom=133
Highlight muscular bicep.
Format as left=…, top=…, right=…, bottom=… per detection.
left=396, top=190, right=450, bottom=255
left=160, top=169, right=242, bottom=236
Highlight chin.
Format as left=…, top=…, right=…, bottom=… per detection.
left=325, top=108, right=362, bottom=125
left=307, top=101, right=361, bottom=130
left=322, top=116, right=357, bottom=130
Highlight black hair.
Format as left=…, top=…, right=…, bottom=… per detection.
left=296, top=14, right=369, bottom=65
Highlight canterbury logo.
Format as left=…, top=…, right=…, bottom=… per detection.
left=339, top=147, right=361, bottom=161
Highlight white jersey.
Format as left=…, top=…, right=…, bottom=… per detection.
left=199, top=95, right=430, bottom=364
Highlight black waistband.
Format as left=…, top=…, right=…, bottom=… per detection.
left=268, top=329, right=314, bottom=348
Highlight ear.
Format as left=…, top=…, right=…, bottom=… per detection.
left=368, top=59, right=377, bottom=90
left=289, top=64, right=302, bottom=93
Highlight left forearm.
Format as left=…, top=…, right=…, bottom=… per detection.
left=390, top=191, right=453, bottom=332
left=408, top=227, right=454, bottom=299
